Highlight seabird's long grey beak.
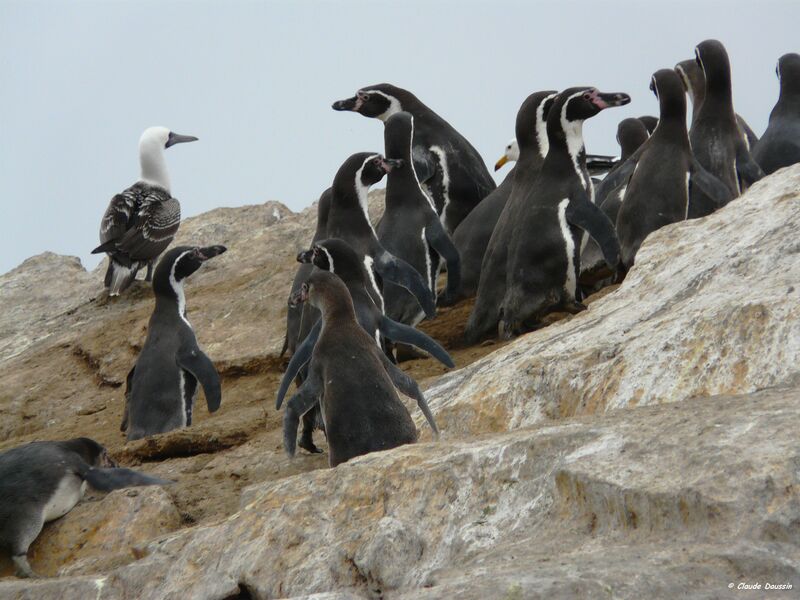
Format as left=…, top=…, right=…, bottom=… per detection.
left=332, top=97, right=358, bottom=111
left=197, top=245, right=227, bottom=261
left=166, top=132, right=199, bottom=148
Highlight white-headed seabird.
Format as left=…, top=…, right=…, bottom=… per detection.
left=92, top=126, right=198, bottom=296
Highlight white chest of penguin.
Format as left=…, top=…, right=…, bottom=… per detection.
left=42, top=473, right=87, bottom=522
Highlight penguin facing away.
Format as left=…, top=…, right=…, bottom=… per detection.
left=612, top=69, right=734, bottom=270
left=123, top=245, right=226, bottom=441
left=332, top=83, right=496, bottom=233
left=753, top=52, right=800, bottom=174
left=279, top=270, right=439, bottom=468
left=466, top=88, right=628, bottom=342
left=92, top=126, right=198, bottom=296
left=276, top=238, right=454, bottom=454
left=686, top=39, right=764, bottom=218
left=637, top=115, right=659, bottom=134
left=0, top=438, right=171, bottom=578
left=378, top=111, right=462, bottom=324
left=325, top=152, right=436, bottom=319
left=674, top=58, right=759, bottom=150
left=453, top=91, right=557, bottom=299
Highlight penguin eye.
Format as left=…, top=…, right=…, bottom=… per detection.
left=373, top=158, right=382, bottom=166
left=583, top=92, right=591, bottom=100
left=358, top=91, right=370, bottom=102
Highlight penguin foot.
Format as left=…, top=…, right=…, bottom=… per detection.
left=563, top=301, right=588, bottom=315
left=13, top=555, right=40, bottom=579
left=298, top=438, right=324, bottom=454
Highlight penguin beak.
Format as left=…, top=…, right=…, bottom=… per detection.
left=494, top=155, right=509, bottom=171
left=332, top=96, right=358, bottom=111
left=196, top=245, right=227, bottom=261
left=166, top=132, right=199, bottom=148
left=297, top=249, right=314, bottom=263
left=381, top=158, right=404, bottom=173
left=588, top=90, right=631, bottom=110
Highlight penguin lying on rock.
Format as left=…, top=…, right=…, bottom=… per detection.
left=0, top=438, right=171, bottom=578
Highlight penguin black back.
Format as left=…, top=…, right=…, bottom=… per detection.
left=753, top=53, right=800, bottom=174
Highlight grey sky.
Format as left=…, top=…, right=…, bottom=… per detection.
left=1, top=0, right=797, bottom=275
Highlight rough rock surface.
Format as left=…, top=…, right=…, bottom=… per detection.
left=0, top=167, right=799, bottom=598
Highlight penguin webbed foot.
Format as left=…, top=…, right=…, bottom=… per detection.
left=12, top=554, right=40, bottom=579
left=436, top=291, right=460, bottom=308
left=563, top=301, right=588, bottom=315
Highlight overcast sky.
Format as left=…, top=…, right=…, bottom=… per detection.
left=1, top=0, right=797, bottom=275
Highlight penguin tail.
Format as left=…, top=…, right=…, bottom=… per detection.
left=84, top=467, right=174, bottom=491
left=107, top=260, right=140, bottom=296
left=91, top=239, right=118, bottom=254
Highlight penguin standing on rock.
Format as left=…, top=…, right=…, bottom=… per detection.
left=753, top=53, right=800, bottom=174
left=378, top=112, right=461, bottom=323
left=92, top=126, right=198, bottom=296
left=467, top=87, right=629, bottom=342
left=332, top=84, right=496, bottom=233
left=0, top=438, right=171, bottom=578
left=123, top=245, right=226, bottom=441
left=686, top=39, right=764, bottom=217
left=453, top=91, right=557, bottom=299
left=674, top=58, right=759, bottom=149
left=279, top=271, right=438, bottom=468
left=607, top=69, right=733, bottom=270
left=324, top=152, right=436, bottom=319
left=277, top=238, right=455, bottom=454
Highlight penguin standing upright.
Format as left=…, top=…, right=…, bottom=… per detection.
left=92, top=126, right=198, bottom=296
left=378, top=112, right=461, bottom=324
left=674, top=58, right=759, bottom=148
left=124, top=245, right=226, bottom=441
left=687, top=40, right=764, bottom=218
left=753, top=53, right=800, bottom=174
left=453, top=91, right=557, bottom=298
left=0, top=438, right=170, bottom=578
left=323, top=152, right=436, bottom=319
left=279, top=271, right=438, bottom=468
left=611, top=70, right=733, bottom=269
left=332, top=84, right=496, bottom=232
left=466, top=87, right=629, bottom=342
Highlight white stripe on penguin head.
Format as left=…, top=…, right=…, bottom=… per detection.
left=354, top=155, right=379, bottom=237
left=537, top=93, right=558, bottom=159
left=169, top=250, right=193, bottom=328
left=367, top=90, right=402, bottom=122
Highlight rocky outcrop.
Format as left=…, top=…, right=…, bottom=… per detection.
left=0, top=167, right=799, bottom=598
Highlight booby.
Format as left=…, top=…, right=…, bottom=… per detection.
left=92, top=126, right=198, bottom=296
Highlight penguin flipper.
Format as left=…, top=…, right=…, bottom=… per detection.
left=176, top=347, right=221, bottom=412
left=735, top=146, right=766, bottom=187
left=424, top=218, right=462, bottom=305
left=84, top=467, right=174, bottom=491
left=377, top=352, right=439, bottom=437
left=374, top=251, right=436, bottom=318
left=379, top=315, right=455, bottom=368
left=690, top=158, right=736, bottom=209
left=412, top=147, right=437, bottom=183
left=594, top=153, right=639, bottom=204
left=283, top=365, right=323, bottom=458
left=121, top=365, right=135, bottom=432
left=566, top=192, right=621, bottom=269
left=276, top=321, right=321, bottom=410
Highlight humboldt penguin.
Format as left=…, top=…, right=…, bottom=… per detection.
left=378, top=112, right=461, bottom=324
left=277, top=238, right=455, bottom=453
left=611, top=69, right=733, bottom=270
left=281, top=188, right=332, bottom=360
left=453, top=91, right=557, bottom=299
left=637, top=115, right=659, bottom=134
left=123, top=245, right=226, bottom=441
left=675, top=58, right=759, bottom=148
left=324, top=152, right=436, bottom=319
left=279, top=270, right=438, bottom=467
left=0, top=438, right=170, bottom=578
left=687, top=39, right=764, bottom=217
left=332, top=84, right=496, bottom=232
left=92, top=126, right=198, bottom=296
left=466, top=87, right=629, bottom=342
left=753, top=53, right=800, bottom=174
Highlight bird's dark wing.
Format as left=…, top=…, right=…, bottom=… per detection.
left=116, top=192, right=181, bottom=260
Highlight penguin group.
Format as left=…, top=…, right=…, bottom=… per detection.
left=3, top=39, right=799, bottom=579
